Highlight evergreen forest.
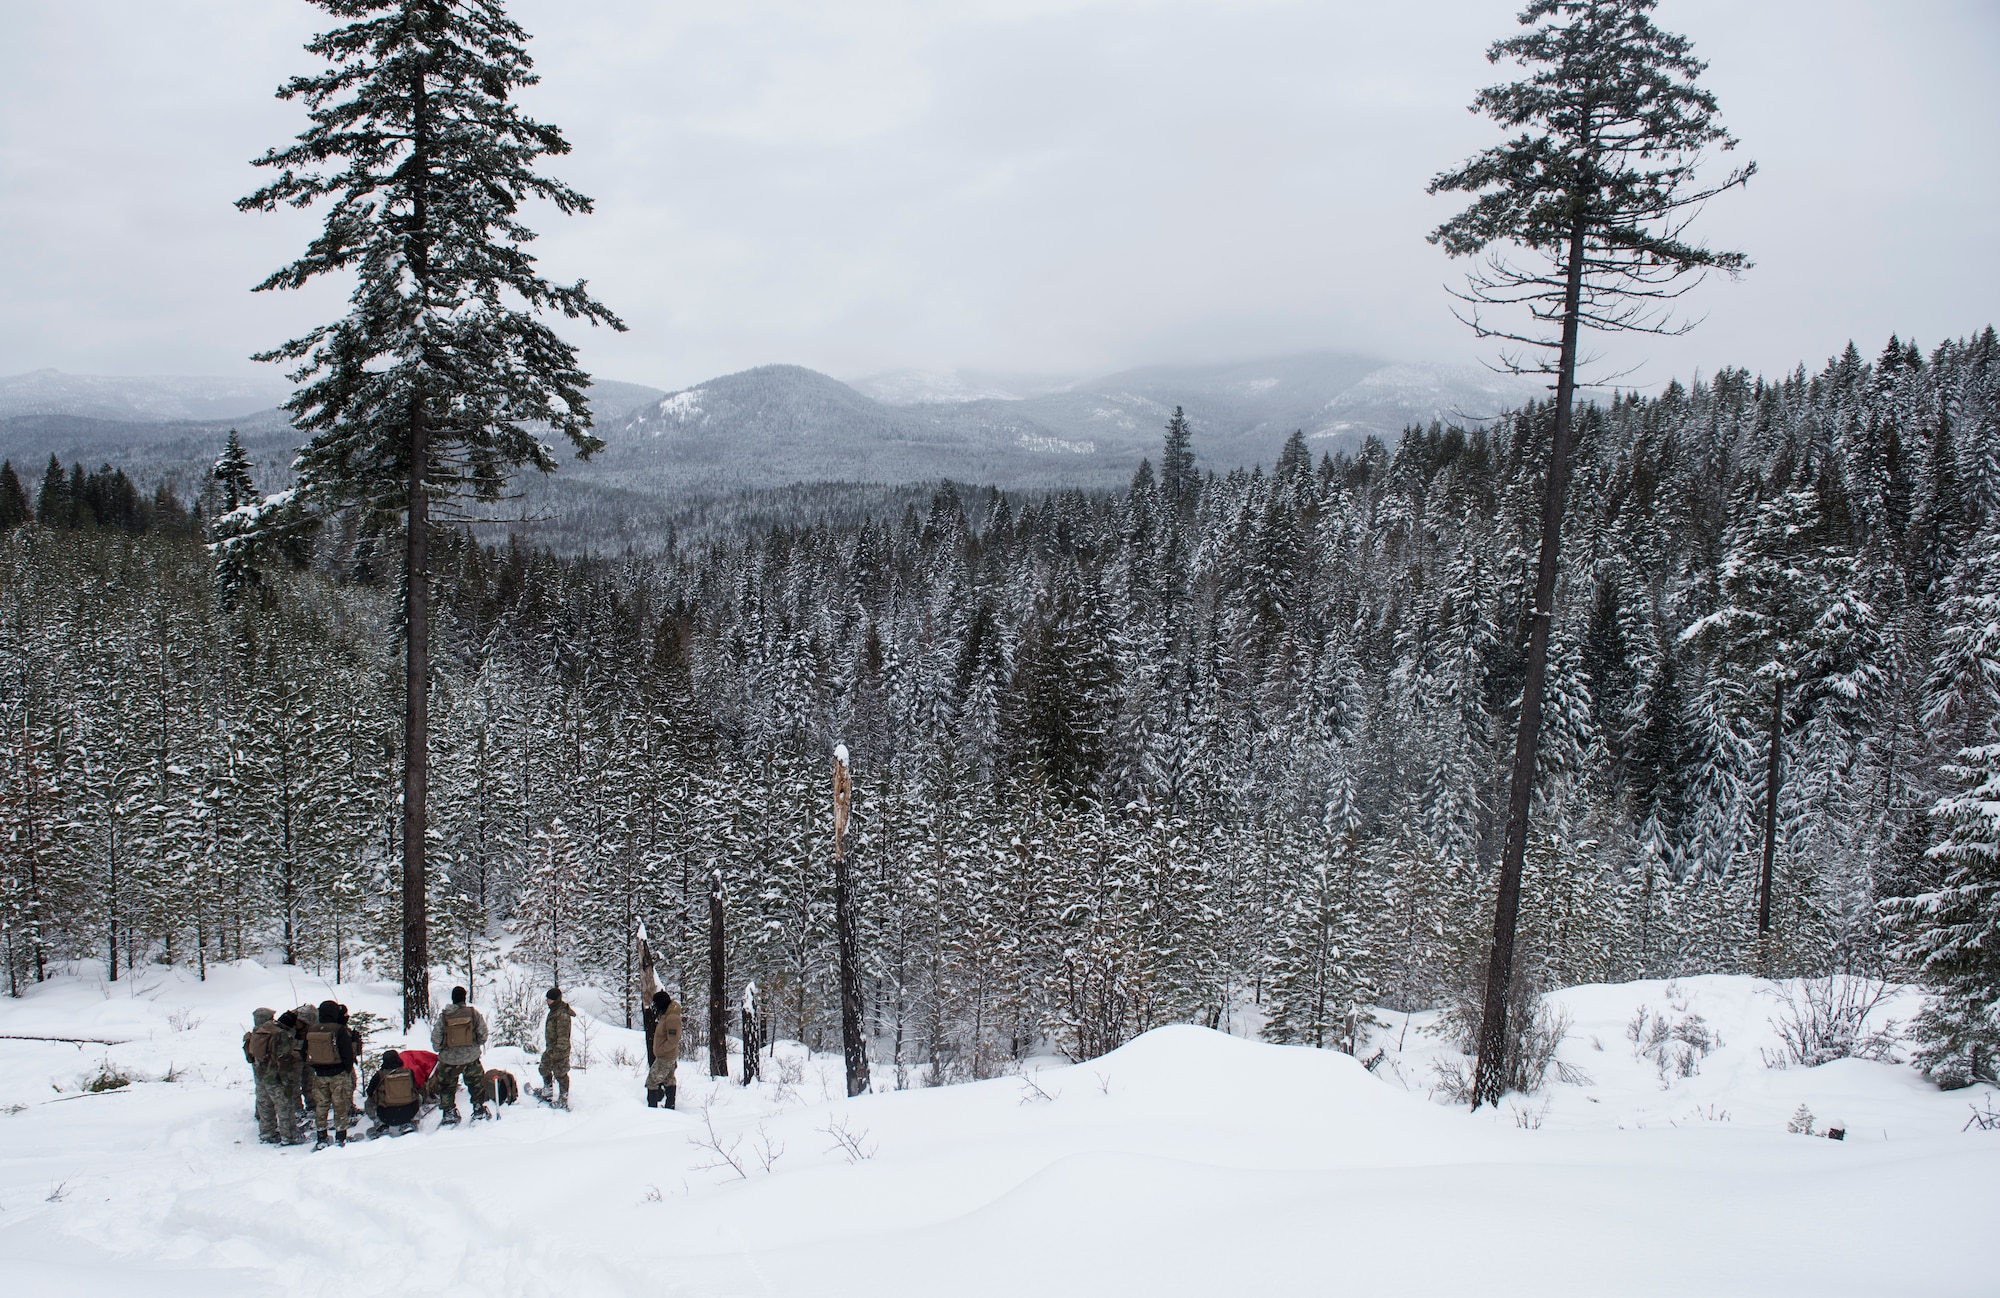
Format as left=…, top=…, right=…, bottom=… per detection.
left=4, top=330, right=1997, bottom=1086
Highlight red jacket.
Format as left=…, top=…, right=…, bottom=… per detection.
left=396, top=1048, right=438, bottom=1090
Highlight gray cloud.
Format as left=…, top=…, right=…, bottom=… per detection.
left=1, top=0, right=1993, bottom=394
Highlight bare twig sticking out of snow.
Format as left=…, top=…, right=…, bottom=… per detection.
left=689, top=1108, right=748, bottom=1179
left=45, top=1180, right=70, bottom=1203
left=1093, top=1071, right=1112, bottom=1096
left=820, top=1115, right=876, bottom=1163
left=753, top=1122, right=785, bottom=1172
left=1553, top=1059, right=1595, bottom=1087
left=1018, top=1074, right=1059, bottom=1105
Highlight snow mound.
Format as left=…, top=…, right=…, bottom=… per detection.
left=1, top=966, right=1995, bottom=1297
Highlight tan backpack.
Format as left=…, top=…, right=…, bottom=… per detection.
left=377, top=1067, right=417, bottom=1108
left=245, top=1025, right=273, bottom=1065
left=304, top=1024, right=343, bottom=1066
left=442, top=1007, right=477, bottom=1049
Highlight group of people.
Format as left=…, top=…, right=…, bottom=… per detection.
left=242, top=984, right=685, bottom=1149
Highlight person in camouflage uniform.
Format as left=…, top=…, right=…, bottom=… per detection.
left=243, top=1007, right=301, bottom=1144
left=646, top=990, right=681, bottom=1109
left=303, top=999, right=361, bottom=1148
left=289, top=1002, right=320, bottom=1128
left=430, top=984, right=493, bottom=1123
left=540, top=987, right=575, bottom=1108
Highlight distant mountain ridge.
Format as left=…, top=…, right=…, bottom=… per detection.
left=601, top=352, right=1540, bottom=491
left=0, top=369, right=295, bottom=423
left=1, top=355, right=1538, bottom=500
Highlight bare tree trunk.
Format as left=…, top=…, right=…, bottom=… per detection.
left=402, top=396, right=432, bottom=1029
left=833, top=748, right=870, bottom=1096
left=1471, top=211, right=1587, bottom=1111
left=708, top=870, right=728, bottom=1077
left=1758, top=677, right=1785, bottom=970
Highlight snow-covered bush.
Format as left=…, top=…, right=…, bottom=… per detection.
left=1762, top=977, right=1896, bottom=1069
left=490, top=974, right=546, bottom=1052
left=1627, top=1005, right=1716, bottom=1082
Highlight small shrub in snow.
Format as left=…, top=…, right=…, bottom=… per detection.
left=490, top=974, right=545, bottom=1051
left=752, top=1122, right=785, bottom=1172
left=1511, top=1100, right=1550, bottom=1129
left=1763, top=977, right=1895, bottom=1069
left=689, top=1108, right=748, bottom=1180
left=821, top=1115, right=876, bottom=1163
left=1963, top=1097, right=2000, bottom=1132
left=166, top=1008, right=204, bottom=1032
left=87, top=1063, right=132, bottom=1093
left=1786, top=1104, right=1817, bottom=1135
left=1627, top=1005, right=1716, bottom=1084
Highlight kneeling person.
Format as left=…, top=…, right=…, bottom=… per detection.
left=430, top=985, right=492, bottom=1123
left=365, top=1050, right=424, bottom=1135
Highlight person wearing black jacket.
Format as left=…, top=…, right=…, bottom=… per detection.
left=302, top=999, right=361, bottom=1149
left=364, top=1049, right=424, bottom=1135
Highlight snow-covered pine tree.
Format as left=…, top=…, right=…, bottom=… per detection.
left=235, top=0, right=623, bottom=1026
left=1889, top=528, right=2000, bottom=1086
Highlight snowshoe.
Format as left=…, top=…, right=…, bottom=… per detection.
left=439, top=1109, right=461, bottom=1127
left=471, top=1103, right=495, bottom=1122
left=397, top=1121, right=418, bottom=1136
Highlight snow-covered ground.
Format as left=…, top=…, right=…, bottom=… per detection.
left=1, top=963, right=1994, bottom=1296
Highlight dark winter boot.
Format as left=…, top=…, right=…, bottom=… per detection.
left=664, top=1085, right=676, bottom=1111
left=645, top=1087, right=663, bottom=1108
left=472, top=1102, right=493, bottom=1121
left=334, top=1130, right=346, bottom=1147
left=312, top=1130, right=329, bottom=1151
left=440, top=1108, right=461, bottom=1127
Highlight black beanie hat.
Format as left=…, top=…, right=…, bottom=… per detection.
left=546, top=987, right=561, bottom=1002
left=652, top=990, right=671, bottom=1011
left=318, top=999, right=341, bottom=1020
left=278, top=1010, right=298, bottom=1028
left=452, top=985, right=468, bottom=1004
left=384, top=1050, right=402, bottom=1068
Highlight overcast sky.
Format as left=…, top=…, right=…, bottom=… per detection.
left=1, top=0, right=1994, bottom=394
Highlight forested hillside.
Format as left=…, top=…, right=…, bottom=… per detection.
left=3, top=330, right=1996, bottom=1084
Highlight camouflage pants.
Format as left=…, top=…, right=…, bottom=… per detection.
left=432, top=1059, right=491, bottom=1111
left=539, top=1052, right=570, bottom=1096
left=255, top=1069, right=299, bottom=1142
left=645, top=1056, right=677, bottom=1089
left=309, top=1071, right=355, bottom=1138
